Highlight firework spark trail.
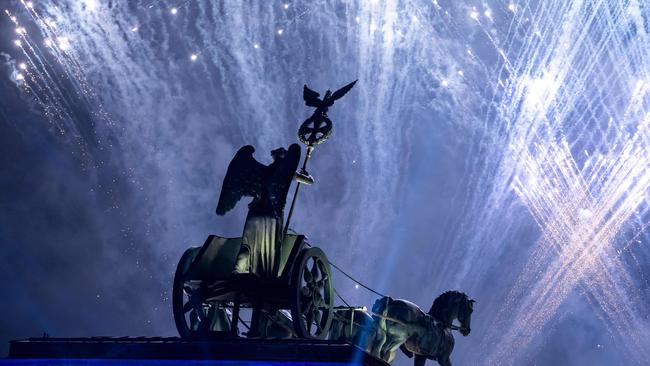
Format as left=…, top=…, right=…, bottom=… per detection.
left=492, top=131, right=650, bottom=362
left=4, top=0, right=650, bottom=364
left=7, top=10, right=77, bottom=132
left=475, top=1, right=650, bottom=363
left=6, top=2, right=119, bottom=161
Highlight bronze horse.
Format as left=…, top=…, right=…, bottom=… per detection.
left=331, top=291, right=474, bottom=366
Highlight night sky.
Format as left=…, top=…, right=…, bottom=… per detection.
left=1, top=1, right=650, bottom=365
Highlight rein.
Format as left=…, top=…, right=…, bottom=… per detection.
left=370, top=311, right=463, bottom=332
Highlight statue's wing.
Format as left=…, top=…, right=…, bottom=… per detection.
left=303, top=85, right=322, bottom=107
left=216, top=145, right=268, bottom=215
left=324, top=79, right=357, bottom=106
left=267, top=144, right=301, bottom=210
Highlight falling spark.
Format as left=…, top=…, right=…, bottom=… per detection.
left=16, top=73, right=24, bottom=81
left=283, top=3, right=289, bottom=9
left=170, top=8, right=178, bottom=15
left=58, top=36, right=71, bottom=50
left=277, top=29, right=283, bottom=35
left=19, top=63, right=27, bottom=70
left=131, top=26, right=138, bottom=32
left=83, top=0, right=98, bottom=11
left=14, top=39, right=21, bottom=47
left=190, top=53, right=198, bottom=61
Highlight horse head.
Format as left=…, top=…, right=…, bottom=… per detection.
left=429, top=291, right=475, bottom=336
left=456, top=296, right=474, bottom=336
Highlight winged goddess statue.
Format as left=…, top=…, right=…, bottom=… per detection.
left=216, top=145, right=313, bottom=277
left=216, top=80, right=356, bottom=277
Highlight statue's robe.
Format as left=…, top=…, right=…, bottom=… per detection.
left=234, top=211, right=283, bottom=277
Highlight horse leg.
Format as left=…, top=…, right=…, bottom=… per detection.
left=368, top=325, right=386, bottom=359
left=380, top=334, right=405, bottom=362
left=368, top=313, right=388, bottom=357
left=414, top=354, right=427, bottom=366
left=437, top=356, right=451, bottom=366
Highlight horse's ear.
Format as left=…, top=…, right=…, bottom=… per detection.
left=470, top=299, right=475, bottom=303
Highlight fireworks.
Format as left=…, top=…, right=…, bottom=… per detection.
left=2, top=1, right=649, bottom=364
left=57, top=37, right=71, bottom=51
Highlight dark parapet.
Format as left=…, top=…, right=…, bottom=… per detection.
left=4, top=337, right=387, bottom=366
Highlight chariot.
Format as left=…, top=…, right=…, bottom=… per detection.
left=173, top=233, right=334, bottom=339
left=172, top=81, right=357, bottom=341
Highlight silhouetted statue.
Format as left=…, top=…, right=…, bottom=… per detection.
left=216, top=144, right=312, bottom=277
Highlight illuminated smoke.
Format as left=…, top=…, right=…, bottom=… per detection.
left=2, top=1, right=650, bottom=364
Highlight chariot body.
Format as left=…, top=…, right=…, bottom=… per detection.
left=173, top=232, right=334, bottom=339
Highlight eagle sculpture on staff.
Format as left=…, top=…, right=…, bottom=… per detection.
left=299, top=80, right=357, bottom=145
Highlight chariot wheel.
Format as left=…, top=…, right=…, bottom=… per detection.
left=173, top=248, right=230, bottom=337
left=290, top=247, right=334, bottom=339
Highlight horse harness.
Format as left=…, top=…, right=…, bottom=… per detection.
left=370, top=311, right=462, bottom=331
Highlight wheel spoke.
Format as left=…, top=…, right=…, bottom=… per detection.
left=314, top=308, right=322, bottom=332
left=310, top=260, right=319, bottom=281
left=301, top=286, right=310, bottom=295
left=301, top=302, right=313, bottom=315
left=190, top=310, right=198, bottom=330
left=183, top=302, right=193, bottom=313
left=317, top=261, right=328, bottom=281
left=313, top=291, right=323, bottom=307
left=305, top=310, right=314, bottom=331
left=303, top=266, right=313, bottom=283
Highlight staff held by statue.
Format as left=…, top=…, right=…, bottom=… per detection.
left=284, top=79, right=357, bottom=239
left=216, top=80, right=356, bottom=277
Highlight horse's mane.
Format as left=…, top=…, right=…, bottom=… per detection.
left=428, top=290, right=468, bottom=322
